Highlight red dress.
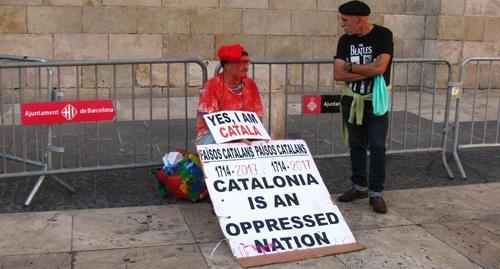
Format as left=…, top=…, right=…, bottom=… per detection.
left=196, top=73, right=264, bottom=140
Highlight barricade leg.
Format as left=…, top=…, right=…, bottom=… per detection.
left=24, top=175, right=46, bottom=206
left=24, top=173, right=75, bottom=206
left=23, top=106, right=76, bottom=206
left=441, top=84, right=455, bottom=179
left=452, top=97, right=468, bottom=179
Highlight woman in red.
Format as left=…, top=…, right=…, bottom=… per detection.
left=196, top=44, right=264, bottom=145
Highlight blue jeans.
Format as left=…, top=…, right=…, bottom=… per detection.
left=341, top=96, right=388, bottom=194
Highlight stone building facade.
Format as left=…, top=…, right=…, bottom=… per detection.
left=0, top=0, right=499, bottom=90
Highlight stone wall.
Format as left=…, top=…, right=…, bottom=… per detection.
left=423, top=0, right=500, bottom=89
left=0, top=0, right=499, bottom=91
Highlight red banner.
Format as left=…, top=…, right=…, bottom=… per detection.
left=303, top=95, right=321, bottom=114
left=22, top=100, right=116, bottom=125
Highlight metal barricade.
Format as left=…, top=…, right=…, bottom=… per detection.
left=0, top=55, right=50, bottom=171
left=0, top=57, right=207, bottom=205
left=451, top=57, right=500, bottom=178
left=214, top=58, right=454, bottom=178
left=0, top=54, right=71, bottom=206
left=388, top=58, right=454, bottom=179
left=0, top=55, right=52, bottom=171
left=1, top=55, right=459, bottom=206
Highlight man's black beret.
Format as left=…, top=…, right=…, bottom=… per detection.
left=339, top=1, right=371, bottom=16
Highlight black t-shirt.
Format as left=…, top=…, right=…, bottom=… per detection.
left=335, top=25, right=394, bottom=95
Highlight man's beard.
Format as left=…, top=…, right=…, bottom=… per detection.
left=344, top=29, right=354, bottom=35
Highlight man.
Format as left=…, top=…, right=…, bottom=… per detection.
left=333, top=1, right=394, bottom=214
left=196, top=44, right=264, bottom=145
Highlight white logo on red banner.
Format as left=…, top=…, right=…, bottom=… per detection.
left=303, top=96, right=321, bottom=114
left=307, top=98, right=318, bottom=111
left=61, top=104, right=77, bottom=121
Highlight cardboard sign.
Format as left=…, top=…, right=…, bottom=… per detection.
left=303, top=95, right=341, bottom=114
left=197, top=140, right=363, bottom=267
left=203, top=110, right=271, bottom=143
left=21, top=100, right=116, bottom=125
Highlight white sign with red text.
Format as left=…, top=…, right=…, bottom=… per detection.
left=197, top=140, right=363, bottom=267
left=203, top=110, right=271, bottom=144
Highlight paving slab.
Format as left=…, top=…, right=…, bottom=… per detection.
left=198, top=241, right=347, bottom=269
left=422, top=221, right=500, bottom=269
left=336, top=225, right=482, bottom=269
left=473, top=214, right=500, bottom=235
left=383, top=186, right=499, bottom=224
left=1, top=182, right=499, bottom=269
left=73, top=244, right=207, bottom=269
left=0, top=253, right=71, bottom=269
left=332, top=195, right=414, bottom=230
left=0, top=211, right=72, bottom=256
left=450, top=182, right=500, bottom=210
left=72, top=205, right=194, bottom=251
left=178, top=203, right=224, bottom=243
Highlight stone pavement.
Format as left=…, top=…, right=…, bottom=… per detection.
left=2, top=148, right=500, bottom=213
left=0, top=182, right=498, bottom=269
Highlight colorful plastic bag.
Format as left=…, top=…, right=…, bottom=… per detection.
left=152, top=151, right=208, bottom=202
left=372, top=75, right=389, bottom=116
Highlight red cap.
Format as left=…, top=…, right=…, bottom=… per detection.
left=217, top=44, right=245, bottom=62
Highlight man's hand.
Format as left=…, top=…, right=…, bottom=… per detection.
left=350, top=54, right=392, bottom=77
left=334, top=59, right=369, bottom=82
left=343, top=61, right=351, bottom=72
left=334, top=54, right=391, bottom=82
